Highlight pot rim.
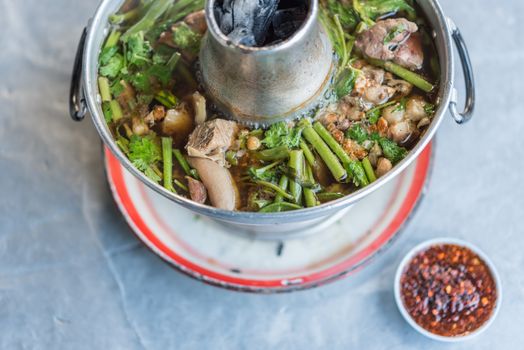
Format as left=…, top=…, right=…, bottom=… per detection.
left=82, top=0, right=454, bottom=223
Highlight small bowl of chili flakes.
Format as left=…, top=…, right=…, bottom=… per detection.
left=394, top=238, right=501, bottom=342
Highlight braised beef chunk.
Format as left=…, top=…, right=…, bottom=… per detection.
left=186, top=119, right=239, bottom=166
left=356, top=18, right=424, bottom=70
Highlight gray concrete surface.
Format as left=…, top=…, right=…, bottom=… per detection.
left=1, top=0, right=523, bottom=349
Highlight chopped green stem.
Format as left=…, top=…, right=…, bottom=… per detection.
left=304, top=164, right=318, bottom=208
left=259, top=202, right=303, bottom=213
left=166, top=52, right=181, bottom=72
left=274, top=175, right=289, bottom=203
left=174, top=179, right=188, bottom=192
left=313, top=121, right=352, bottom=164
left=110, top=100, right=123, bottom=121
left=362, top=157, right=377, bottom=183
left=366, top=100, right=397, bottom=117
left=173, top=149, right=199, bottom=180
left=254, top=181, right=295, bottom=201
left=288, top=150, right=304, bottom=204
left=317, top=192, right=345, bottom=202
left=109, top=4, right=144, bottom=25
left=121, top=0, right=172, bottom=41
left=255, top=146, right=289, bottom=162
left=104, top=30, right=121, bottom=49
left=164, top=0, right=205, bottom=24
left=300, top=139, right=317, bottom=167
left=162, top=137, right=176, bottom=193
left=250, top=161, right=281, bottom=180
left=302, top=124, right=347, bottom=182
left=98, top=77, right=112, bottom=102
left=368, top=58, right=434, bottom=92
left=155, top=90, right=178, bottom=108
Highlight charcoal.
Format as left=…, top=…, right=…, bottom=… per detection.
left=215, top=0, right=309, bottom=47
left=271, top=6, right=307, bottom=40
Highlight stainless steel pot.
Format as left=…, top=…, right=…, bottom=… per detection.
left=69, top=0, right=475, bottom=238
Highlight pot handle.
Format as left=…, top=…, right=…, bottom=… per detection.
left=447, top=18, right=475, bottom=124
left=69, top=27, right=88, bottom=122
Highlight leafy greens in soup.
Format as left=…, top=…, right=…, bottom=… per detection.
left=98, top=0, right=439, bottom=212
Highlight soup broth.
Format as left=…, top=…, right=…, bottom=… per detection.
left=98, top=0, right=439, bottom=212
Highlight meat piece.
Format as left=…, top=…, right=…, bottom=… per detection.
left=186, top=119, right=239, bottom=166
left=353, top=65, right=395, bottom=106
left=186, top=176, right=207, bottom=204
left=214, top=0, right=280, bottom=47
left=338, top=98, right=365, bottom=120
left=343, top=139, right=367, bottom=160
left=162, top=105, right=194, bottom=146
left=389, top=120, right=417, bottom=144
left=382, top=105, right=405, bottom=124
left=187, top=157, right=240, bottom=210
left=185, top=10, right=207, bottom=35
left=405, top=96, right=429, bottom=122
left=144, top=105, right=166, bottom=126
left=376, top=157, right=393, bottom=178
left=355, top=18, right=422, bottom=70
left=393, top=33, right=424, bottom=70
left=385, top=72, right=413, bottom=97
left=132, top=117, right=149, bottom=136
left=191, top=92, right=207, bottom=125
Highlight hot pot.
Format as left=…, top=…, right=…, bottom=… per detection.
left=69, top=0, right=475, bottom=237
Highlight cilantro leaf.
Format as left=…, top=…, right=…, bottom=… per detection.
left=99, top=53, right=124, bottom=78
left=172, top=23, right=202, bottom=54
left=128, top=134, right=162, bottom=182
left=262, top=122, right=303, bottom=149
left=129, top=72, right=151, bottom=93
left=99, top=46, right=118, bottom=65
left=126, top=31, right=152, bottom=67
left=378, top=137, right=407, bottom=164
left=346, top=123, right=369, bottom=144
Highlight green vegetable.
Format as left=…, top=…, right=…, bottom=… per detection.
left=255, top=146, right=290, bottom=162
left=313, top=122, right=352, bottom=164
left=378, top=137, right=407, bottom=164
left=317, top=192, right=345, bottom=202
left=121, top=0, right=172, bottom=41
left=162, top=137, right=176, bottom=193
left=362, top=157, right=377, bottom=183
left=173, top=149, right=199, bottom=180
left=126, top=31, right=152, bottom=67
left=129, top=71, right=151, bottom=93
left=174, top=179, right=188, bottom=192
left=104, top=30, right=122, bottom=49
left=353, top=0, right=416, bottom=25
left=368, top=58, right=434, bottom=92
left=116, top=135, right=130, bottom=155
left=288, top=150, right=304, bottom=205
left=155, top=90, right=178, bottom=109
left=346, top=160, right=369, bottom=187
left=320, top=8, right=353, bottom=73
left=322, top=0, right=359, bottom=31
left=248, top=161, right=281, bottom=182
left=99, top=53, right=124, bottom=79
left=259, top=202, right=303, bottom=213
left=262, top=122, right=303, bottom=149
left=274, top=175, right=289, bottom=203
left=300, top=139, right=317, bottom=167
left=163, top=0, right=206, bottom=25
left=424, top=102, right=436, bottom=115
left=102, top=102, right=113, bottom=123
left=335, top=65, right=360, bottom=98
left=254, top=181, right=295, bottom=201
left=110, top=100, right=123, bottom=121
left=366, top=100, right=398, bottom=124
left=346, top=123, right=368, bottom=144
left=172, top=23, right=202, bottom=55
left=226, top=150, right=239, bottom=166
left=129, top=134, right=162, bottom=183
left=301, top=121, right=347, bottom=182
left=383, top=24, right=407, bottom=44
left=303, top=164, right=319, bottom=208
left=98, top=77, right=112, bottom=102
left=109, top=3, right=145, bottom=25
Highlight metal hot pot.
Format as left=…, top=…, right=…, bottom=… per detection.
left=69, top=0, right=475, bottom=238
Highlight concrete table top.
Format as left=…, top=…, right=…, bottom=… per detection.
left=1, top=0, right=522, bottom=349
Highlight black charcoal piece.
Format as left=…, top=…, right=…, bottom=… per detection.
left=214, top=0, right=308, bottom=47
left=271, top=6, right=307, bottom=40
